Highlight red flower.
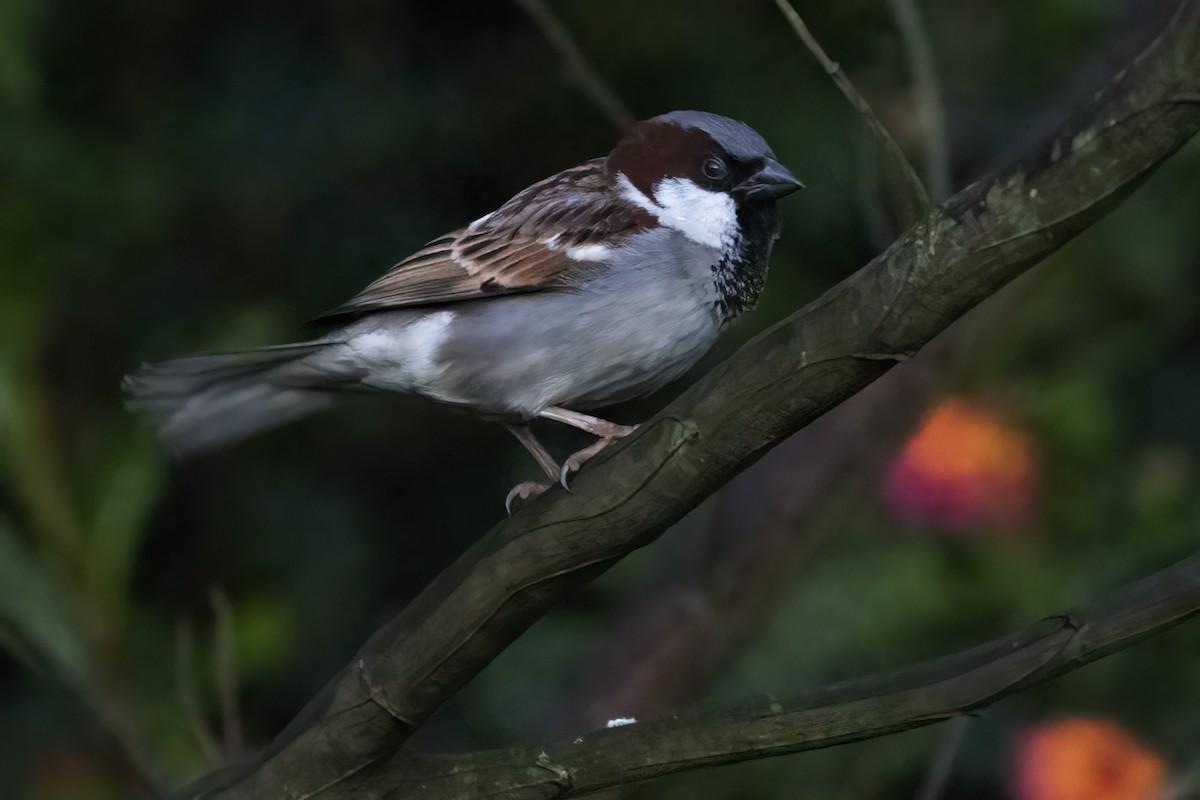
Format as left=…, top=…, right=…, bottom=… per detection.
left=884, top=398, right=1036, bottom=532
left=1014, top=718, right=1167, bottom=800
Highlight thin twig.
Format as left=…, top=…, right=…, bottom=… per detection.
left=513, top=0, right=634, bottom=133
left=209, top=589, right=243, bottom=759
left=80, top=684, right=168, bottom=794
left=858, top=137, right=897, bottom=249
left=773, top=0, right=931, bottom=226
left=914, top=716, right=970, bottom=800
left=887, top=0, right=952, bottom=200
left=176, top=620, right=221, bottom=766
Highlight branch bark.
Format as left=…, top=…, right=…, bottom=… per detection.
left=355, top=548, right=1200, bottom=799
left=178, top=3, right=1200, bottom=798
left=547, top=328, right=958, bottom=732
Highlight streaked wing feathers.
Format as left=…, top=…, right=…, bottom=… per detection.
left=315, top=160, right=652, bottom=320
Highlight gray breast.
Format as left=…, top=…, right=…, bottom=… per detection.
left=343, top=227, right=726, bottom=419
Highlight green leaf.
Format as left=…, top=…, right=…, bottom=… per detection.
left=88, top=433, right=164, bottom=601
left=0, top=515, right=87, bottom=681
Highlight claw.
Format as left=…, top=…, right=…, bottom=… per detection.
left=505, top=481, right=549, bottom=515
left=558, top=435, right=627, bottom=490
left=513, top=414, right=642, bottom=496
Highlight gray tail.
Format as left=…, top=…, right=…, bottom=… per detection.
left=124, top=341, right=341, bottom=457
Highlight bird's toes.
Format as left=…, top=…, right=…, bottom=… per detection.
left=505, top=481, right=549, bottom=515
left=559, top=436, right=624, bottom=489
left=559, top=458, right=581, bottom=490
left=596, top=421, right=638, bottom=439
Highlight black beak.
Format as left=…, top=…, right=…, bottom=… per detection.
left=734, top=159, right=805, bottom=202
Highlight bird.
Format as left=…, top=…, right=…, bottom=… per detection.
left=125, top=110, right=804, bottom=511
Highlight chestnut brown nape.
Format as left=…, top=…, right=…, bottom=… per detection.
left=606, top=119, right=724, bottom=199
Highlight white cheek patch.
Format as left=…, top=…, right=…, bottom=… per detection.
left=617, top=173, right=738, bottom=251
left=653, top=178, right=739, bottom=250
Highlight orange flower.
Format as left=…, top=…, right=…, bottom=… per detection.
left=883, top=398, right=1037, bottom=532
left=1014, top=718, right=1167, bottom=800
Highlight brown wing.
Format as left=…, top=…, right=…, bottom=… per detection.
left=314, top=160, right=653, bottom=321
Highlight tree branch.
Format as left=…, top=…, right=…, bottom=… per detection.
left=176, top=620, right=221, bottom=767
left=362, top=547, right=1200, bottom=798
left=886, top=0, right=952, bottom=201
left=774, top=0, right=932, bottom=226
left=513, top=0, right=634, bottom=133
left=914, top=715, right=969, bottom=800
left=177, top=3, right=1200, bottom=797
left=548, top=326, right=960, bottom=732
left=210, top=588, right=244, bottom=759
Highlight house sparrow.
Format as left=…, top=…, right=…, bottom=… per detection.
left=126, top=110, right=803, bottom=510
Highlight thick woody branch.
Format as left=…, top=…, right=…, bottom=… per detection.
left=179, top=3, right=1200, bottom=798
left=549, top=316, right=971, bottom=733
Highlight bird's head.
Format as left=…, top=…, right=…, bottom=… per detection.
left=605, top=110, right=803, bottom=251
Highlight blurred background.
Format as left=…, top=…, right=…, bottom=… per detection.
left=1, top=0, right=1198, bottom=797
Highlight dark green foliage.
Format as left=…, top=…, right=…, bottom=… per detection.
left=1, top=1, right=1198, bottom=798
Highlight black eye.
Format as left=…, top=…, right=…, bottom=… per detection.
left=702, top=156, right=729, bottom=183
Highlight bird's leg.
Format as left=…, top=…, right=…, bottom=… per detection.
left=507, top=424, right=560, bottom=479
left=504, top=424, right=561, bottom=514
left=538, top=406, right=638, bottom=487
left=539, top=406, right=638, bottom=439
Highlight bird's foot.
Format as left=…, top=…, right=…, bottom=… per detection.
left=539, top=407, right=638, bottom=440
left=505, top=480, right=549, bottom=515
left=591, top=420, right=638, bottom=439
left=558, top=424, right=639, bottom=488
